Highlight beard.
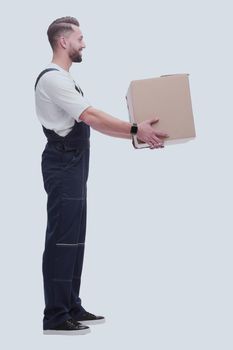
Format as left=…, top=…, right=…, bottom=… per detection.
left=69, top=46, right=82, bottom=63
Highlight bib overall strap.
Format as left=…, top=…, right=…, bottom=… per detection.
left=34, top=68, right=59, bottom=90
left=74, top=82, right=84, bottom=96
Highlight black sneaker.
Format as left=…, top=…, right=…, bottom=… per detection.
left=73, top=311, right=105, bottom=325
left=43, top=318, right=91, bottom=335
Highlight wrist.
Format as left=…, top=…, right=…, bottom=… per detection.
left=130, top=122, right=138, bottom=135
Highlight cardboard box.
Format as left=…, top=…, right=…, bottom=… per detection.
left=125, top=73, right=196, bottom=148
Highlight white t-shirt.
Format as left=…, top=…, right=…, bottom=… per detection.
left=34, top=62, right=92, bottom=136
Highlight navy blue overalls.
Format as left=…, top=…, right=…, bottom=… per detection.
left=35, top=68, right=90, bottom=330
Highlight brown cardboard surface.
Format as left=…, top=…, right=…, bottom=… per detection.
left=126, top=73, right=196, bottom=148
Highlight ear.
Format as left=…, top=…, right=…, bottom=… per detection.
left=59, top=36, right=68, bottom=49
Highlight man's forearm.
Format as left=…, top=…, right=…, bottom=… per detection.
left=79, top=107, right=132, bottom=136
left=100, top=130, right=132, bottom=139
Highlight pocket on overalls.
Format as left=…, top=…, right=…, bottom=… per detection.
left=63, top=147, right=85, bottom=170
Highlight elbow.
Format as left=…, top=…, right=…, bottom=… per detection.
left=79, top=106, right=97, bottom=125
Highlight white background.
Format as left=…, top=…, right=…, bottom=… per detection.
left=1, top=0, right=232, bottom=349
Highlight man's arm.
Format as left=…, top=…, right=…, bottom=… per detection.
left=98, top=130, right=132, bottom=139
left=79, top=106, right=169, bottom=147
left=79, top=107, right=132, bottom=138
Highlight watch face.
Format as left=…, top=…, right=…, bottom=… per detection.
left=131, top=125, right=138, bottom=134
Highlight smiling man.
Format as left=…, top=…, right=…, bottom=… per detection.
left=34, top=16, right=168, bottom=336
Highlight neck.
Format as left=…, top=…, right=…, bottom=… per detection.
left=51, top=55, right=72, bottom=72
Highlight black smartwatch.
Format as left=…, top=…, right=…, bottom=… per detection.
left=130, top=122, right=138, bottom=135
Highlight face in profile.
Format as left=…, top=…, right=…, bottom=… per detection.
left=67, top=25, right=86, bottom=63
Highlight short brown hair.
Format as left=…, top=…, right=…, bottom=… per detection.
left=47, top=16, right=80, bottom=50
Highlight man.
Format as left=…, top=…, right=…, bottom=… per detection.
left=34, top=16, right=169, bottom=336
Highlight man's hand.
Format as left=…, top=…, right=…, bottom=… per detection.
left=137, top=116, right=169, bottom=149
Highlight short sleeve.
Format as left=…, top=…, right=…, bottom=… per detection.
left=41, top=72, right=92, bottom=122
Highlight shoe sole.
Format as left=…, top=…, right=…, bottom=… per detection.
left=78, top=318, right=105, bottom=325
left=43, top=327, right=91, bottom=336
